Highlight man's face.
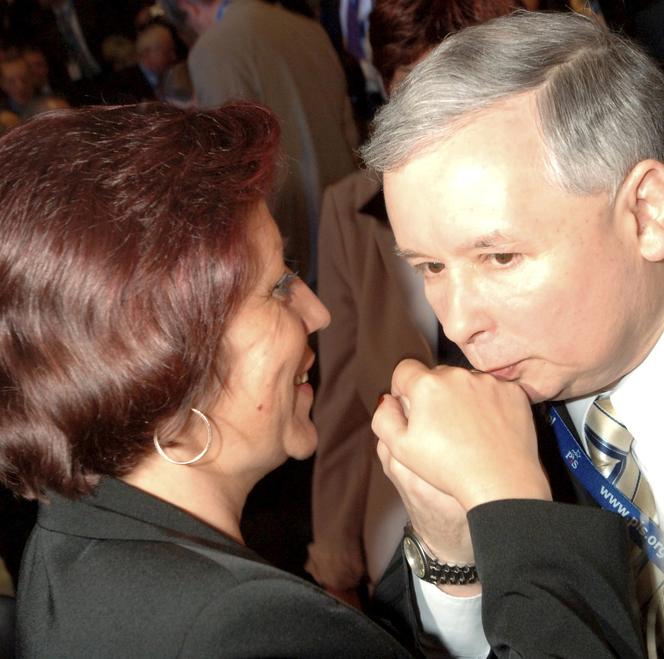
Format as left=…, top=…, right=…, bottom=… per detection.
left=0, top=59, right=34, bottom=107
left=384, top=93, right=663, bottom=403
left=137, top=27, right=176, bottom=76
left=24, top=50, right=49, bottom=89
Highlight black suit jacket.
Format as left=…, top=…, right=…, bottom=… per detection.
left=372, top=405, right=645, bottom=658
left=16, top=478, right=411, bottom=658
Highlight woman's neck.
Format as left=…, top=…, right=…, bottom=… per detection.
left=121, top=458, right=259, bottom=543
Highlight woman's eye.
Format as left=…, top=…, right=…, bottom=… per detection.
left=272, top=271, right=299, bottom=299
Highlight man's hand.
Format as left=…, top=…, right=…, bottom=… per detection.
left=372, top=359, right=551, bottom=513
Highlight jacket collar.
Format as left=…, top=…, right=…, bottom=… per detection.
left=358, top=188, right=389, bottom=224
left=39, top=477, right=258, bottom=559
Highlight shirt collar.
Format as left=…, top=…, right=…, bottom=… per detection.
left=566, top=328, right=664, bottom=469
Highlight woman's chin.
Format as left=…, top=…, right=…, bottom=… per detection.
left=285, top=419, right=318, bottom=461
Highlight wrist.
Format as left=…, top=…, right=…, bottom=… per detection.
left=403, top=524, right=479, bottom=587
left=462, top=467, right=552, bottom=511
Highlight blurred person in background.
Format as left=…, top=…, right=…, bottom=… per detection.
left=104, top=21, right=179, bottom=103
left=21, top=45, right=52, bottom=95
left=160, top=0, right=358, bottom=282
left=0, top=54, right=37, bottom=116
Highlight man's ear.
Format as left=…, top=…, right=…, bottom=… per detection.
left=621, top=159, right=664, bottom=262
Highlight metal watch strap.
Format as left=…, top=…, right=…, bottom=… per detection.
left=404, top=523, right=479, bottom=585
left=427, top=561, right=479, bottom=586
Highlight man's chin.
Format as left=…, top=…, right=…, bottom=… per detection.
left=517, top=380, right=560, bottom=405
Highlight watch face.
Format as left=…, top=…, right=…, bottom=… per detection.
left=403, top=536, right=426, bottom=579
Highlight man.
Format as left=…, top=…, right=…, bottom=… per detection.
left=11, top=0, right=143, bottom=105
left=160, top=0, right=358, bottom=280
left=105, top=22, right=179, bottom=104
left=136, top=22, right=176, bottom=97
left=362, top=10, right=664, bottom=658
left=0, top=54, right=36, bottom=116
left=22, top=45, right=52, bottom=96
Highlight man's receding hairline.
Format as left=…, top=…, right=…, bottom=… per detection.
left=378, top=88, right=548, bottom=174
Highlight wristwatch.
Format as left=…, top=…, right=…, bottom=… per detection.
left=402, top=524, right=479, bottom=586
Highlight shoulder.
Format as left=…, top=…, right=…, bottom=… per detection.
left=182, top=572, right=411, bottom=658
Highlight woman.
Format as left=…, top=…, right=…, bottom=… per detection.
left=0, top=102, right=409, bottom=657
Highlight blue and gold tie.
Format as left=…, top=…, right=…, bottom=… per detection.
left=585, top=396, right=663, bottom=657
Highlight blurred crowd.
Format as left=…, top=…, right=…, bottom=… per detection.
left=0, top=0, right=196, bottom=131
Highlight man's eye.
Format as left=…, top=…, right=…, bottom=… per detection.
left=414, top=261, right=444, bottom=275
left=272, top=271, right=299, bottom=299
left=491, top=253, right=516, bottom=266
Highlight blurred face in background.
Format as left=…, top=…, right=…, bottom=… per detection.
left=137, top=25, right=177, bottom=77
left=23, top=49, right=49, bottom=91
left=0, top=58, right=34, bottom=108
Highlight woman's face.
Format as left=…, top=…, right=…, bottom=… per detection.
left=212, top=202, right=330, bottom=471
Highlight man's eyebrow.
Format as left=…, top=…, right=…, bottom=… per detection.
left=469, top=230, right=514, bottom=249
left=394, top=231, right=516, bottom=259
left=393, top=246, right=427, bottom=259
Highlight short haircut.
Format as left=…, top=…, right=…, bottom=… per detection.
left=369, top=0, right=520, bottom=87
left=362, top=11, right=664, bottom=196
left=0, top=102, right=280, bottom=499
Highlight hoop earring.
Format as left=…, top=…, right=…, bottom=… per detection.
left=153, top=408, right=213, bottom=466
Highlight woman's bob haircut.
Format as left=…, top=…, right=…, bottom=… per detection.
left=0, top=101, right=281, bottom=499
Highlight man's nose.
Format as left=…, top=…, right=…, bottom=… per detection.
left=428, top=271, right=490, bottom=347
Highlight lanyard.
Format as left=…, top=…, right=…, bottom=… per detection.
left=549, top=406, right=664, bottom=572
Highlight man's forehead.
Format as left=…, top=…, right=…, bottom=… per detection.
left=385, top=92, right=542, bottom=178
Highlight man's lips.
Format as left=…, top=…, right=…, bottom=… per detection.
left=484, top=361, right=522, bottom=380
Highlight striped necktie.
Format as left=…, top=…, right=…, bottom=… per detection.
left=585, top=396, right=663, bottom=657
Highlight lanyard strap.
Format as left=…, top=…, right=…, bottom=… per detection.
left=549, top=406, right=664, bottom=571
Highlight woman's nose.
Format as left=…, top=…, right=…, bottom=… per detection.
left=294, top=280, right=331, bottom=334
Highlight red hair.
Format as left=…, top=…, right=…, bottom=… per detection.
left=0, top=102, right=280, bottom=499
left=370, top=0, right=522, bottom=86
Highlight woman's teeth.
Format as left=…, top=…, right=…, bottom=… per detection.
left=294, top=372, right=309, bottom=385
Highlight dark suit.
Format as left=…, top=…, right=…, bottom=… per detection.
left=372, top=408, right=645, bottom=658
left=103, top=65, right=156, bottom=104
left=17, top=478, right=411, bottom=658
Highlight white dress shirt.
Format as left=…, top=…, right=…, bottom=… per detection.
left=414, top=329, right=664, bottom=657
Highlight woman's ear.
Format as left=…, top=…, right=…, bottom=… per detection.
left=623, top=160, right=664, bottom=262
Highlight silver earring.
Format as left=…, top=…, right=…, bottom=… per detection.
left=153, top=408, right=213, bottom=466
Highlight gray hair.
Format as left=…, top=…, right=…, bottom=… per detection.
left=158, top=0, right=213, bottom=32
left=361, top=10, right=664, bottom=196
